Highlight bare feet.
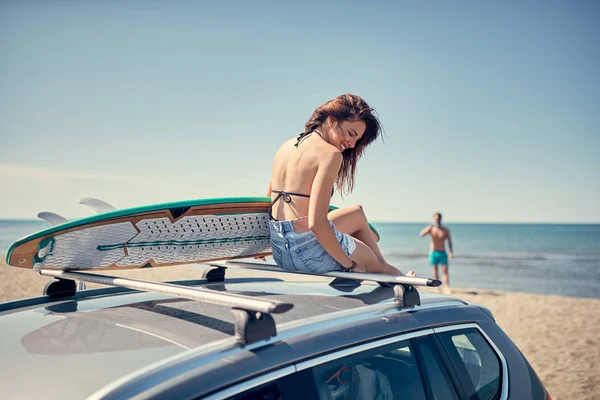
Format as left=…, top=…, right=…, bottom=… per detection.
left=405, top=270, right=416, bottom=277
left=443, top=285, right=453, bottom=295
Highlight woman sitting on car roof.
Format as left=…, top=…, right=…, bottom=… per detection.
left=266, top=93, right=415, bottom=278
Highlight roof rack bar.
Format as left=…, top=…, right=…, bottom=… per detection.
left=206, top=261, right=442, bottom=287
left=38, top=269, right=293, bottom=314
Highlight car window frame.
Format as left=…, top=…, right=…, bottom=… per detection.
left=204, top=329, right=438, bottom=399
left=295, top=328, right=435, bottom=372
left=433, top=323, right=509, bottom=400
left=296, top=328, right=461, bottom=399
left=307, top=337, right=430, bottom=400
left=202, top=323, right=509, bottom=400
left=412, top=334, right=461, bottom=400
left=202, top=366, right=295, bottom=400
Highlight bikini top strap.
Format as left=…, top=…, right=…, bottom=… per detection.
left=268, top=192, right=283, bottom=221
left=269, top=190, right=310, bottom=220
left=272, top=130, right=320, bottom=219
left=295, top=129, right=317, bottom=147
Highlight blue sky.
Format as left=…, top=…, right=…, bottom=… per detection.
left=1, top=0, right=598, bottom=222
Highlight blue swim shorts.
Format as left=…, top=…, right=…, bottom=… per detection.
left=429, top=250, right=448, bottom=265
left=269, top=219, right=356, bottom=274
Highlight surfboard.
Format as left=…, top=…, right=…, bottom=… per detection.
left=6, top=197, right=380, bottom=271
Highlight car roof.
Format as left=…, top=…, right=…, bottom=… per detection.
left=0, top=276, right=471, bottom=400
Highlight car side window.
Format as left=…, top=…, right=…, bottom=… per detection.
left=437, top=328, right=502, bottom=400
left=223, top=370, right=314, bottom=400
left=413, top=336, right=459, bottom=400
left=309, top=339, right=428, bottom=399
left=225, top=381, right=281, bottom=400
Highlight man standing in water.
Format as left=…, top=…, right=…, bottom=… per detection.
left=420, top=212, right=454, bottom=294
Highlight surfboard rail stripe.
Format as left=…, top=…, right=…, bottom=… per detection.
left=10, top=198, right=270, bottom=249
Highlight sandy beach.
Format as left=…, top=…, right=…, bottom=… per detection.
left=1, top=257, right=598, bottom=400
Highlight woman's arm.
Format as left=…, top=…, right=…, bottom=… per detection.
left=308, top=152, right=353, bottom=269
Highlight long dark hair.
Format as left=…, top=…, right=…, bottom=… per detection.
left=302, top=94, right=382, bottom=194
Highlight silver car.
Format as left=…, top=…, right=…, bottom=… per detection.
left=0, top=262, right=550, bottom=399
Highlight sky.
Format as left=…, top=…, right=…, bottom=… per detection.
left=0, top=0, right=598, bottom=223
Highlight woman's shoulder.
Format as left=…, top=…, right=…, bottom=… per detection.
left=311, top=145, right=342, bottom=171
left=308, top=138, right=342, bottom=164
left=276, top=135, right=341, bottom=164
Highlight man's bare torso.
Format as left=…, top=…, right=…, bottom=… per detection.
left=430, top=226, right=450, bottom=252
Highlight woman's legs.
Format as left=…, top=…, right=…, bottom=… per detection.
left=328, top=205, right=414, bottom=276
left=350, top=238, right=405, bottom=275
left=328, top=205, right=384, bottom=258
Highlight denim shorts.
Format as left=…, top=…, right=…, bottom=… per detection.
left=269, top=219, right=357, bottom=274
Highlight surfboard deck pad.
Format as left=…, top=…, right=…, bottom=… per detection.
left=7, top=197, right=380, bottom=271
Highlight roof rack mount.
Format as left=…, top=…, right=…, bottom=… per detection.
left=204, top=260, right=442, bottom=287
left=38, top=269, right=293, bottom=344
left=203, top=260, right=441, bottom=308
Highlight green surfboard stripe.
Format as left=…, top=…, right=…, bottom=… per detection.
left=6, top=196, right=380, bottom=264
left=98, top=235, right=270, bottom=251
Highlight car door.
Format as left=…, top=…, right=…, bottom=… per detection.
left=295, top=329, right=460, bottom=400
left=205, top=324, right=509, bottom=400
left=433, top=324, right=507, bottom=400
left=203, top=331, right=454, bottom=399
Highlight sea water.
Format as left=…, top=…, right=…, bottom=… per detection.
left=2, top=220, right=598, bottom=298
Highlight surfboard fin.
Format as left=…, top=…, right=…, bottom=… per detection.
left=37, top=212, right=68, bottom=227
left=79, top=198, right=117, bottom=214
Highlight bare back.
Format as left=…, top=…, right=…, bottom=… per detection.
left=270, top=134, right=337, bottom=224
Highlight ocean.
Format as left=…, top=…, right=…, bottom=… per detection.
left=1, top=220, right=599, bottom=299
